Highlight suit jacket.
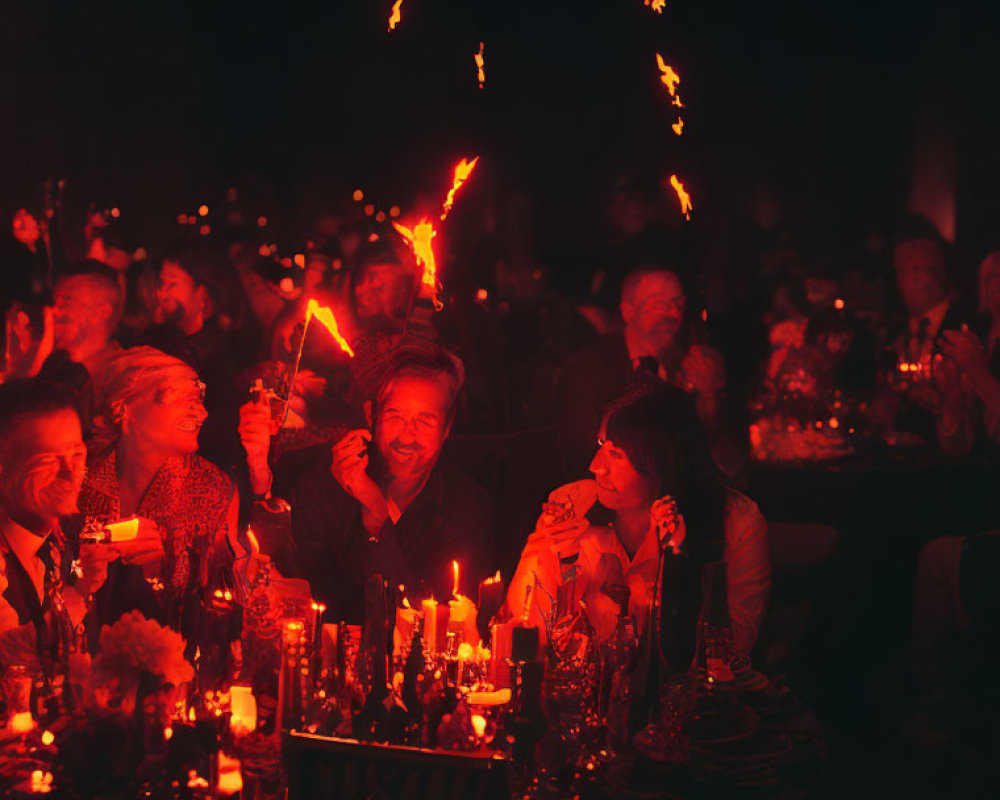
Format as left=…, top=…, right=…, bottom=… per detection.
left=291, top=456, right=495, bottom=623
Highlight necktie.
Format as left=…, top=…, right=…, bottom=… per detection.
left=911, top=316, right=930, bottom=363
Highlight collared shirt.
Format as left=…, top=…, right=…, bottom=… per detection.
left=508, top=483, right=770, bottom=656
left=292, top=457, right=495, bottom=623
left=1, top=512, right=53, bottom=603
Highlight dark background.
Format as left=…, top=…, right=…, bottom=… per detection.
left=1, top=0, right=997, bottom=267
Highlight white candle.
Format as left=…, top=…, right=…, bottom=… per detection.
left=229, top=685, right=257, bottom=737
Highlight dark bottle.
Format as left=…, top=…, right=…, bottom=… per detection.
left=695, top=561, right=734, bottom=686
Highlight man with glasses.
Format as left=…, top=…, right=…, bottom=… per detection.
left=556, top=264, right=726, bottom=478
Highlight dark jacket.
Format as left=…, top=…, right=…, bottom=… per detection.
left=291, top=456, right=495, bottom=623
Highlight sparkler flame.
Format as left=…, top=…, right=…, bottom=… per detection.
left=305, top=299, right=355, bottom=357
left=475, top=42, right=486, bottom=89
left=656, top=54, right=680, bottom=97
left=392, top=219, right=442, bottom=310
left=668, top=174, right=693, bottom=220
left=441, top=157, right=480, bottom=220
left=388, top=0, right=402, bottom=31
left=672, top=117, right=684, bottom=136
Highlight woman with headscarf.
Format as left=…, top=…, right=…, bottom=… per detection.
left=77, top=346, right=239, bottom=640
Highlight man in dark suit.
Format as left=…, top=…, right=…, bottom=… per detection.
left=877, top=218, right=981, bottom=453
left=0, top=381, right=113, bottom=678
left=288, top=345, right=495, bottom=622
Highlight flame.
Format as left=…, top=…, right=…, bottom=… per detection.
left=656, top=54, right=680, bottom=97
left=246, top=527, right=260, bottom=555
left=471, top=714, right=487, bottom=738
left=392, top=219, right=442, bottom=310
left=672, top=95, right=684, bottom=108
left=672, top=117, right=684, bottom=136
left=388, top=0, right=402, bottom=31
left=188, top=707, right=197, bottom=722
left=644, top=0, right=666, bottom=13
left=441, top=157, right=480, bottom=220
left=41, top=730, right=54, bottom=746
left=305, top=299, right=355, bottom=357
left=452, top=559, right=460, bottom=597
left=485, top=570, right=501, bottom=584
left=475, top=42, right=486, bottom=89
left=668, top=174, right=693, bottom=220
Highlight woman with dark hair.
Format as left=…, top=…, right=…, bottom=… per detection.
left=508, top=382, right=769, bottom=662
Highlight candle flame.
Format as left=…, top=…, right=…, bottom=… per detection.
left=41, top=730, right=54, bottom=746
left=474, top=42, right=486, bottom=89
left=188, top=707, right=196, bottom=722
left=672, top=117, right=684, bottom=136
left=246, top=527, right=260, bottom=554
left=471, top=714, right=487, bottom=738
left=644, top=0, right=666, bottom=13
left=306, top=299, right=355, bottom=357
left=30, top=770, right=54, bottom=794
left=441, top=157, right=480, bottom=220
left=452, top=559, right=460, bottom=597
left=388, top=0, right=402, bottom=31
left=393, top=219, right=442, bottom=310
left=485, top=570, right=501, bottom=584
left=668, top=174, right=693, bottom=220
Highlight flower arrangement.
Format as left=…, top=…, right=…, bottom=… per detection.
left=92, top=611, right=194, bottom=693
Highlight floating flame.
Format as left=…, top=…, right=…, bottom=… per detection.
left=441, top=157, right=480, bottom=220
left=474, top=42, right=486, bottom=89
left=644, top=0, right=666, bottom=13
left=388, top=0, right=402, bottom=31
left=672, top=117, right=684, bottom=136
left=656, top=54, right=680, bottom=97
left=394, top=157, right=479, bottom=312
left=305, top=299, right=355, bottom=357
left=393, top=219, right=442, bottom=310
left=668, top=174, right=693, bottom=220
left=452, top=560, right=460, bottom=597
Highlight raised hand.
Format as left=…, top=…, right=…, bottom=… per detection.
left=651, top=495, right=686, bottom=554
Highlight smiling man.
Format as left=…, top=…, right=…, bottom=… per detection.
left=0, top=380, right=114, bottom=675
left=291, top=345, right=495, bottom=622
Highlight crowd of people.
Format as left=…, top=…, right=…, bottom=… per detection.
left=1, top=173, right=998, bottom=774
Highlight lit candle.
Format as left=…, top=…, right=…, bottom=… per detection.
left=9, top=711, right=34, bottom=735
left=394, top=604, right=420, bottom=656
left=216, top=752, right=243, bottom=796
left=421, top=599, right=450, bottom=654
left=229, top=685, right=257, bottom=737
left=477, top=571, right=504, bottom=639
left=489, top=622, right=513, bottom=689
left=448, top=594, right=479, bottom=646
